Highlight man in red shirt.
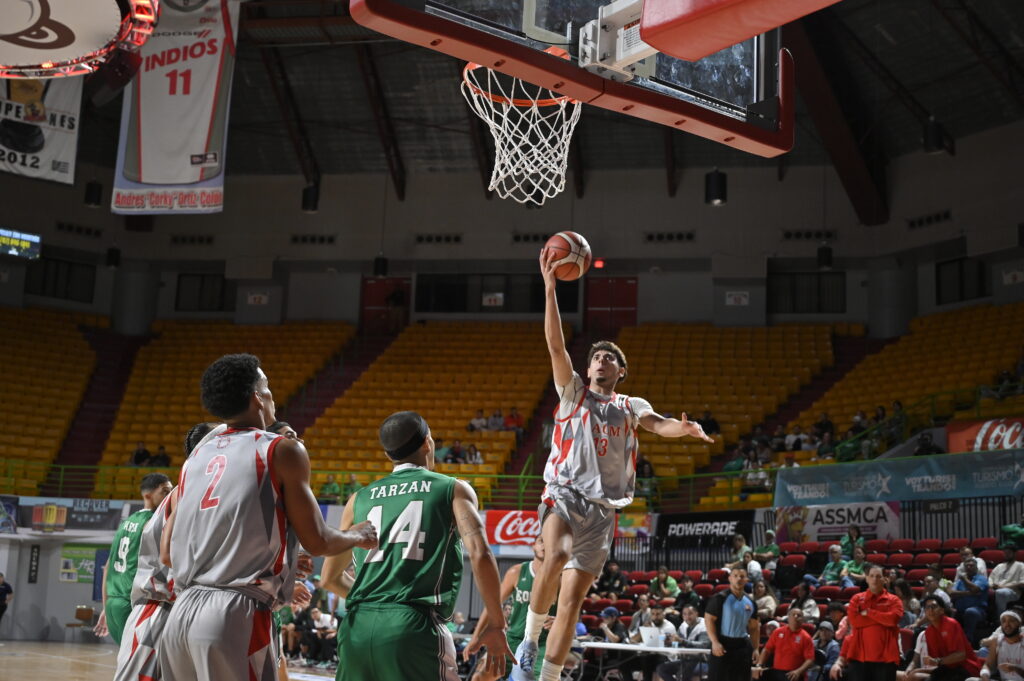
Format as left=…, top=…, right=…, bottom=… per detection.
left=755, top=609, right=815, bottom=681
left=921, top=595, right=981, bottom=681
left=830, top=564, right=903, bottom=681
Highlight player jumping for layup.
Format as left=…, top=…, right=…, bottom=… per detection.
left=511, top=250, right=714, bottom=681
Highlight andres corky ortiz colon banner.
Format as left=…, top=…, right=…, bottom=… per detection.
left=111, top=0, right=242, bottom=214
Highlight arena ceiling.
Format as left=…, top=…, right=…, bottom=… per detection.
left=77, top=0, right=1024, bottom=209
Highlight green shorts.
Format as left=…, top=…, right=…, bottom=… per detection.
left=105, top=596, right=133, bottom=645
left=337, top=603, right=458, bottom=681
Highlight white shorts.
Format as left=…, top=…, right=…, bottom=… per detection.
left=540, top=484, right=616, bottom=577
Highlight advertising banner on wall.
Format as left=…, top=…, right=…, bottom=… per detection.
left=655, top=510, right=754, bottom=544
left=773, top=502, right=900, bottom=545
left=17, top=497, right=134, bottom=531
left=111, top=0, right=243, bottom=214
left=60, top=544, right=106, bottom=583
left=774, top=449, right=1024, bottom=506
left=947, top=418, right=1024, bottom=453
left=0, top=77, right=82, bottom=184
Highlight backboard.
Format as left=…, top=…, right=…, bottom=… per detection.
left=350, top=0, right=796, bottom=157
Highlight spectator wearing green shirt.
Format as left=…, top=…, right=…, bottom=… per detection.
left=341, top=473, right=363, bottom=502
left=839, top=525, right=864, bottom=559
left=804, top=545, right=853, bottom=588
left=651, top=565, right=680, bottom=599
left=754, top=529, right=781, bottom=570
left=729, top=533, right=753, bottom=564
left=844, top=546, right=868, bottom=585
left=317, top=474, right=342, bottom=503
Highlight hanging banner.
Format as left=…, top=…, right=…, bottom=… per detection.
left=773, top=502, right=900, bottom=545
left=0, top=77, right=82, bottom=184
left=948, top=418, right=1024, bottom=453
left=60, top=543, right=107, bottom=583
left=111, top=0, right=242, bottom=214
left=774, top=449, right=1024, bottom=506
left=655, top=510, right=754, bottom=543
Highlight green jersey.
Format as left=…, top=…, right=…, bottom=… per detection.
left=106, top=509, right=154, bottom=600
left=508, top=560, right=556, bottom=648
left=347, top=464, right=463, bottom=619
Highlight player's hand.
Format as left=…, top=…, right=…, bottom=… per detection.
left=711, top=641, right=725, bottom=657
left=295, top=551, right=314, bottom=580
left=291, top=581, right=311, bottom=608
left=679, top=412, right=714, bottom=443
left=830, top=661, right=844, bottom=679
left=346, top=520, right=378, bottom=549
left=464, top=624, right=515, bottom=676
left=93, top=610, right=108, bottom=637
left=787, top=670, right=803, bottom=681
left=539, top=248, right=558, bottom=290
left=543, top=615, right=556, bottom=630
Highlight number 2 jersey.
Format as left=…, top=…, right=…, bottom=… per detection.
left=169, top=427, right=298, bottom=607
left=544, top=372, right=654, bottom=508
left=107, top=508, right=156, bottom=601
left=346, top=464, right=463, bottom=620
left=130, top=492, right=174, bottom=605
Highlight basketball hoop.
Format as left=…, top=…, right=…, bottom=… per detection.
left=461, top=47, right=581, bottom=206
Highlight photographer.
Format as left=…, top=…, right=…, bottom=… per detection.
left=913, top=433, right=944, bottom=457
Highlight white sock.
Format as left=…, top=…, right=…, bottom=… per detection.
left=524, top=608, right=546, bottom=644
left=540, top=660, right=563, bottom=681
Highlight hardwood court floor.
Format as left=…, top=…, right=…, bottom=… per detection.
left=0, top=642, right=336, bottom=681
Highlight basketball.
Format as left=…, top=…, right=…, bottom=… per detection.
left=544, top=231, right=592, bottom=281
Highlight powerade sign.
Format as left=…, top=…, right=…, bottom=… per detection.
left=774, top=449, right=1024, bottom=506
left=656, top=510, right=754, bottom=543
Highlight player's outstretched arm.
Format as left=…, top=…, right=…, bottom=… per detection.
left=455, top=480, right=515, bottom=676
left=465, top=562, right=523, bottom=661
left=322, top=493, right=360, bottom=598
left=273, top=438, right=378, bottom=556
left=540, top=248, right=573, bottom=388
left=639, top=411, right=714, bottom=442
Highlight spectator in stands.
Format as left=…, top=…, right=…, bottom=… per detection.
left=830, top=565, right=903, bottom=681
left=770, top=426, right=788, bottom=453
left=629, top=594, right=654, bottom=635
left=144, top=445, right=169, bottom=467
left=807, top=545, right=854, bottom=589
left=887, top=401, right=907, bottom=443
left=434, top=438, right=451, bottom=461
left=755, top=530, right=781, bottom=571
left=318, top=474, right=342, bottom=503
left=504, top=406, right=525, bottom=445
left=978, top=610, right=1024, bottom=681
left=742, top=454, right=771, bottom=494
left=598, top=606, right=627, bottom=644
left=742, top=551, right=764, bottom=585
left=850, top=411, right=868, bottom=435
left=913, top=432, right=945, bottom=457
left=754, top=580, right=778, bottom=623
left=990, top=543, right=1024, bottom=613
left=802, top=435, right=821, bottom=453
left=791, top=581, right=821, bottom=625
left=755, top=609, right=815, bottom=681
left=698, top=411, right=721, bottom=436
left=464, top=444, right=483, bottom=464
left=637, top=454, right=657, bottom=500
left=983, top=369, right=1019, bottom=401
left=874, top=406, right=887, bottom=426
left=626, top=602, right=677, bottom=681
left=739, top=436, right=757, bottom=458
left=827, top=602, right=850, bottom=642
left=921, top=594, right=983, bottom=681
left=303, top=606, right=338, bottom=668
left=845, top=546, right=869, bottom=586
left=673, top=575, right=702, bottom=615
left=814, top=432, right=836, bottom=461
left=950, top=557, right=990, bottom=646
left=956, top=547, right=989, bottom=580
left=731, top=534, right=754, bottom=564
left=594, top=561, right=628, bottom=600
left=841, top=526, right=865, bottom=560
left=815, top=413, right=836, bottom=439
left=780, top=452, right=800, bottom=469
left=130, top=441, right=150, bottom=466
left=816, top=620, right=841, bottom=679
left=928, top=564, right=954, bottom=593
left=657, top=604, right=710, bottom=681
left=921, top=575, right=952, bottom=611
left=467, top=409, right=488, bottom=431
left=341, top=474, right=362, bottom=502
left=444, top=439, right=467, bottom=464
left=757, top=441, right=776, bottom=466
left=836, top=429, right=861, bottom=462
left=653, top=565, right=681, bottom=599
left=892, top=579, right=921, bottom=629
left=486, top=409, right=504, bottom=431
left=785, top=426, right=806, bottom=451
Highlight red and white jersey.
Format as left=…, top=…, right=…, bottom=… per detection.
left=131, top=492, right=174, bottom=604
left=544, top=372, right=654, bottom=508
left=121, top=0, right=241, bottom=184
left=170, top=427, right=298, bottom=607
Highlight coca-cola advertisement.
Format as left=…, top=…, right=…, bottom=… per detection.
left=486, top=510, right=544, bottom=547
left=948, top=418, right=1024, bottom=453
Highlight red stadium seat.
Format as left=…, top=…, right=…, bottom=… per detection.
left=582, top=600, right=603, bottom=614
left=818, top=604, right=829, bottom=619
left=815, top=586, right=841, bottom=601
left=620, top=615, right=632, bottom=629
left=899, top=628, right=915, bottom=655
left=775, top=603, right=790, bottom=617
left=915, top=539, right=942, bottom=553
left=685, top=570, right=704, bottom=583
left=778, top=542, right=799, bottom=554
left=905, top=569, right=929, bottom=583
left=912, top=553, right=942, bottom=566
left=840, top=587, right=861, bottom=600
left=886, top=553, right=914, bottom=568
left=797, top=542, right=821, bottom=554
left=627, top=584, right=649, bottom=597
left=660, top=598, right=675, bottom=607
left=867, top=553, right=888, bottom=565
left=595, top=598, right=613, bottom=611
left=889, top=539, right=915, bottom=553
left=943, top=568, right=956, bottom=580
left=911, top=586, right=924, bottom=598
left=979, top=550, right=1004, bottom=567
left=762, top=570, right=773, bottom=583
left=1018, top=550, right=1024, bottom=563
left=582, top=614, right=600, bottom=630
left=864, top=539, right=889, bottom=552
left=972, top=537, right=999, bottom=551
left=644, top=570, right=659, bottom=582
left=714, top=584, right=730, bottom=593
left=614, top=599, right=634, bottom=613
left=707, top=569, right=729, bottom=584
left=668, top=570, right=684, bottom=581
left=803, top=623, right=816, bottom=635
left=629, top=570, right=648, bottom=584
left=942, top=538, right=969, bottom=551
left=941, top=553, right=962, bottom=566
left=695, top=584, right=714, bottom=599
left=779, top=555, right=806, bottom=569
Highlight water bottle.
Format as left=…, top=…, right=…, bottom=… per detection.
left=659, top=633, right=666, bottom=648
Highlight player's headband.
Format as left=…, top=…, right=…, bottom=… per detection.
left=1002, top=610, right=1022, bottom=623
left=384, top=414, right=429, bottom=460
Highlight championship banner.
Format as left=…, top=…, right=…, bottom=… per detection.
left=0, top=77, right=82, bottom=184
left=948, top=418, right=1024, bottom=453
left=773, top=502, right=900, bottom=545
left=655, top=510, right=754, bottom=544
left=111, top=0, right=243, bottom=214
left=775, top=448, right=1024, bottom=506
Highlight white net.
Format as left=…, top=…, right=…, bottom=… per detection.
left=461, top=63, right=581, bottom=206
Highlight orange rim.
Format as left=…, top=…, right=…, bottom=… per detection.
left=463, top=46, right=578, bottom=107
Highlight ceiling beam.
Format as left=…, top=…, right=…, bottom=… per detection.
left=782, top=20, right=889, bottom=226
left=354, top=43, right=407, bottom=201
left=664, top=129, right=679, bottom=197
left=931, top=0, right=1024, bottom=113
left=259, top=47, right=321, bottom=187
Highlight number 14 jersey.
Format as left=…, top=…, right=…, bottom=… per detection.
left=346, top=464, right=463, bottom=620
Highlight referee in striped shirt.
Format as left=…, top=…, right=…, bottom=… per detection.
left=705, top=566, right=761, bottom=681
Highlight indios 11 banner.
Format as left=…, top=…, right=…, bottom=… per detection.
left=111, top=0, right=242, bottom=214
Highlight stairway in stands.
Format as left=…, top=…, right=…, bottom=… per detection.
left=42, top=327, right=150, bottom=496
left=283, top=333, right=397, bottom=434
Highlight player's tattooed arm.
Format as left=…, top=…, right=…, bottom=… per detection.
left=640, top=411, right=714, bottom=442
left=540, top=248, right=573, bottom=388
